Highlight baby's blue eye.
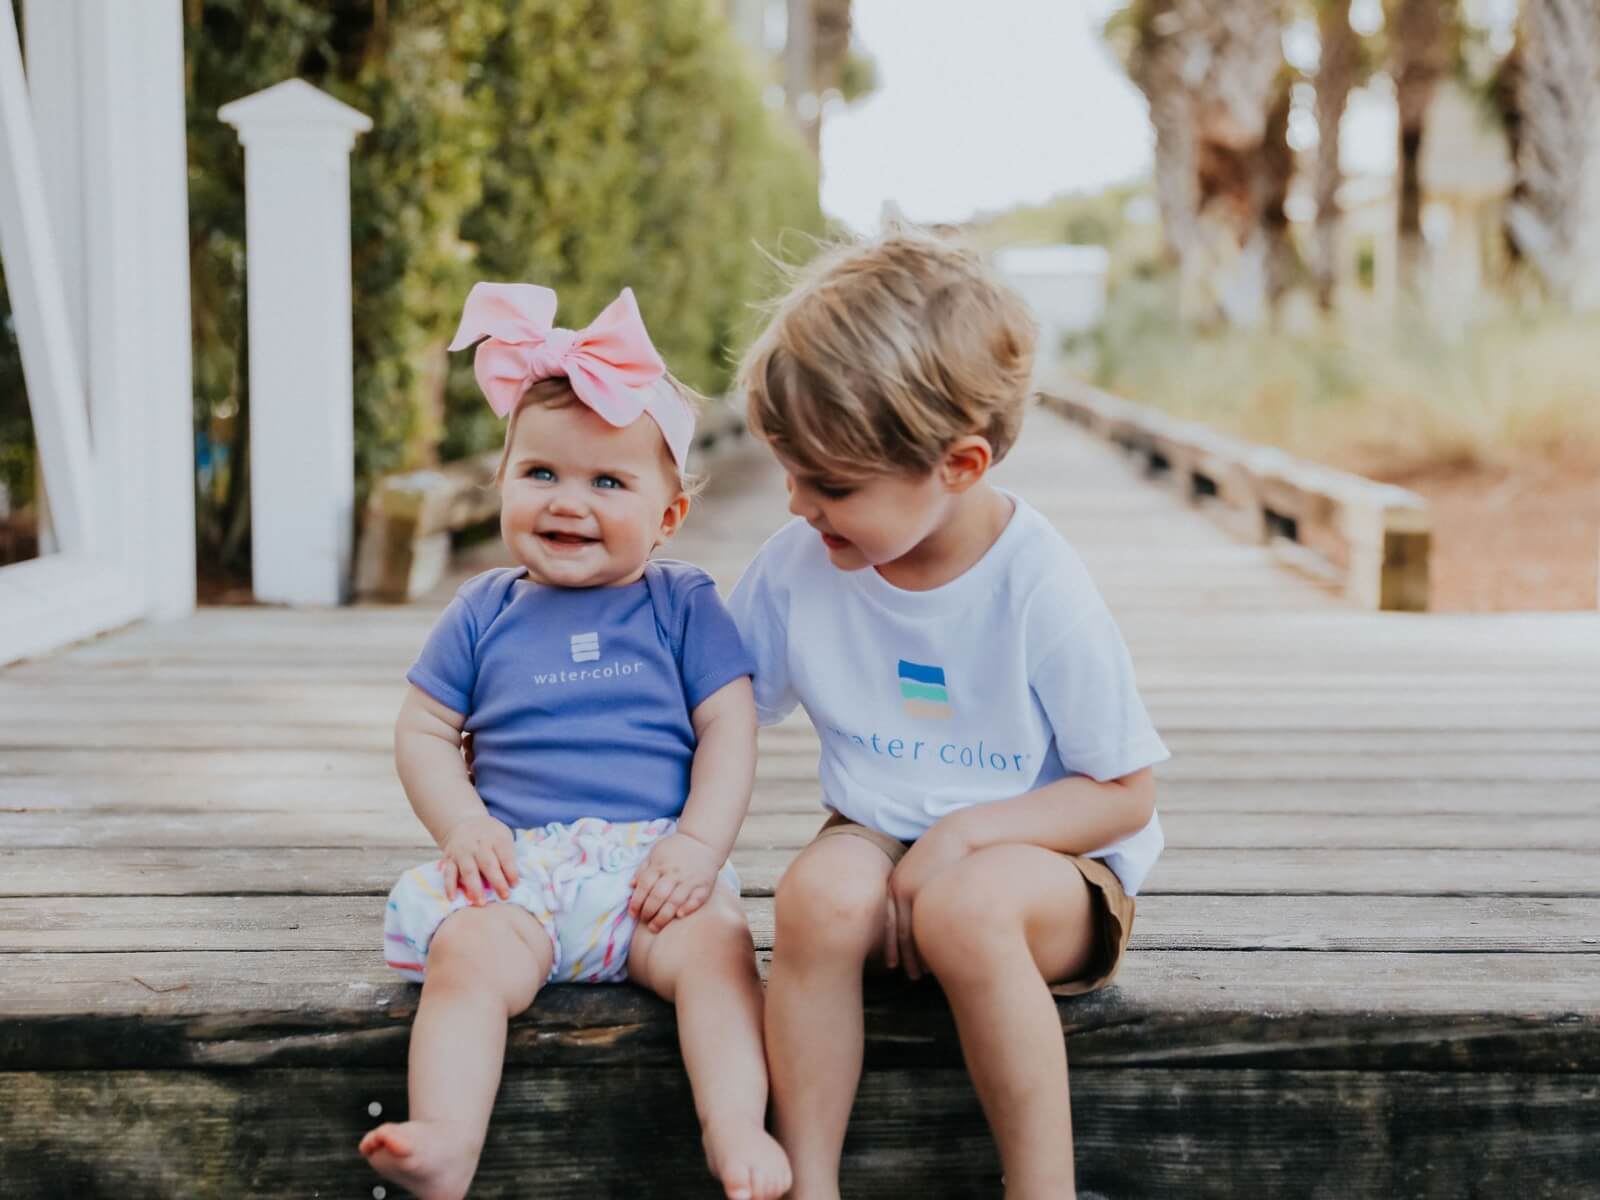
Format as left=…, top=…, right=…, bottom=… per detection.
left=594, top=475, right=624, bottom=490
left=528, top=466, right=555, bottom=481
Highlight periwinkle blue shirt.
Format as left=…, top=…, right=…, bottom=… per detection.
left=407, top=561, right=755, bottom=830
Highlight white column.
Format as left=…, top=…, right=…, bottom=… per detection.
left=0, top=0, right=94, bottom=554
left=220, top=81, right=371, bottom=607
left=128, top=0, right=199, bottom=619
left=23, top=0, right=197, bottom=618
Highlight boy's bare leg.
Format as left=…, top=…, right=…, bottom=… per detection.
left=764, top=836, right=896, bottom=1200
left=911, top=844, right=1098, bottom=1200
left=628, top=888, right=792, bottom=1200
left=361, top=903, right=553, bottom=1200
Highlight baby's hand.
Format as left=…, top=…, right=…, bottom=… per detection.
left=439, top=813, right=519, bottom=905
left=629, top=832, right=721, bottom=933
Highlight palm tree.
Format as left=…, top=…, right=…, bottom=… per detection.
left=1387, top=0, right=1458, bottom=289
left=1112, top=0, right=1288, bottom=324
left=1119, top=0, right=1201, bottom=271
left=1504, top=0, right=1600, bottom=310
left=1312, top=0, right=1360, bottom=308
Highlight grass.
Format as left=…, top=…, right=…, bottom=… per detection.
left=1088, top=275, right=1600, bottom=479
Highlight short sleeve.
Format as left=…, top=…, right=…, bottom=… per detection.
left=1032, top=608, right=1170, bottom=782
left=405, top=588, right=480, bottom=716
left=727, top=550, right=798, bottom=726
left=677, top=579, right=758, bottom=713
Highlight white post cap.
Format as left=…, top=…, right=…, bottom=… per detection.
left=219, top=79, right=372, bottom=149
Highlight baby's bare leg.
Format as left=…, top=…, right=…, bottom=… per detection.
left=910, top=845, right=1097, bottom=1200
left=763, top=836, right=895, bottom=1200
left=628, top=888, right=791, bottom=1200
left=361, top=903, right=553, bottom=1200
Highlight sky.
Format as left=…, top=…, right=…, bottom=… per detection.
left=819, top=0, right=1153, bottom=232
left=816, top=0, right=1521, bottom=233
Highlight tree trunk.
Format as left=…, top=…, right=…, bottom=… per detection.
left=1124, top=0, right=1287, bottom=326
left=1314, top=0, right=1358, bottom=309
left=1389, top=0, right=1454, bottom=291
left=1506, top=0, right=1600, bottom=310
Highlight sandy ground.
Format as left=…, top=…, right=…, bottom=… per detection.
left=1375, top=458, right=1599, bottom=612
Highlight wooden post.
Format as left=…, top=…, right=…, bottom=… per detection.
left=220, top=81, right=371, bottom=607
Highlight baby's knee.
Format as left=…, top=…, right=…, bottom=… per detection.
left=774, top=856, right=885, bottom=959
left=428, top=908, right=549, bottom=1008
left=681, top=890, right=759, bottom=964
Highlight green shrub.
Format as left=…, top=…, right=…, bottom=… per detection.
left=0, top=0, right=820, bottom=579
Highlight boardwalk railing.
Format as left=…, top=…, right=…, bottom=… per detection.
left=1040, top=380, right=1432, bottom=611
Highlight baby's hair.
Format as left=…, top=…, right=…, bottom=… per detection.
left=737, top=227, right=1037, bottom=483
left=495, top=375, right=705, bottom=495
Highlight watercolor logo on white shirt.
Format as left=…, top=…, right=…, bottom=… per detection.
left=897, top=659, right=951, bottom=719
left=570, top=632, right=601, bottom=663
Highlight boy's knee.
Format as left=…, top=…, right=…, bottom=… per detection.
left=774, top=854, right=886, bottom=958
left=911, top=872, right=1017, bottom=977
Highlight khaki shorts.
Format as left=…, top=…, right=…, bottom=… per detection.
left=813, top=811, right=1136, bottom=996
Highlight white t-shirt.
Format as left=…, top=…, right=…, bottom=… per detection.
left=727, top=493, right=1170, bottom=895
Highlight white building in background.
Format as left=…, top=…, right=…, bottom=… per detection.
left=992, top=244, right=1110, bottom=376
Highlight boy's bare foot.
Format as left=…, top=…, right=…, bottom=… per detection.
left=359, top=1119, right=481, bottom=1200
left=702, top=1119, right=793, bottom=1200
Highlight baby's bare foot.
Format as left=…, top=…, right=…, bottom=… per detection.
left=703, top=1119, right=793, bottom=1200
left=359, top=1119, right=481, bottom=1200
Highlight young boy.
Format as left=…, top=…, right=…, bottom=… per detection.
left=727, top=232, right=1169, bottom=1199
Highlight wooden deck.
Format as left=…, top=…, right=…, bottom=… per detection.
left=3, top=406, right=1598, bottom=1197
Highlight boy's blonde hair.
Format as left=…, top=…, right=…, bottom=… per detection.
left=495, top=375, right=703, bottom=494
left=739, top=230, right=1037, bottom=482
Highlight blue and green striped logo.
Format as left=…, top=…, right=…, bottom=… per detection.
left=898, top=659, right=952, bottom=720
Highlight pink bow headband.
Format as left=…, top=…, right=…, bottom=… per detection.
left=448, top=282, right=696, bottom=473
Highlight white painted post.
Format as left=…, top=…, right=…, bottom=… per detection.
left=0, top=0, right=95, bottom=555
left=220, top=81, right=371, bottom=606
left=23, top=0, right=198, bottom=620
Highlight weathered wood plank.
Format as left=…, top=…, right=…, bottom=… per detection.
left=3, top=893, right=1597, bottom=957
left=10, top=716, right=1600, bottom=750
left=0, top=950, right=1596, bottom=1073
left=5, top=1067, right=1599, bottom=1199
left=7, top=746, right=1600, bottom=783
left=6, top=777, right=1595, bottom=820
left=9, top=688, right=1600, bottom=737
left=6, top=846, right=1597, bottom=897
left=5, top=808, right=1597, bottom=851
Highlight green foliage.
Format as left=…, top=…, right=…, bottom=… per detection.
left=1, top=1, right=34, bottom=515
left=447, top=0, right=821, bottom=459
left=0, top=0, right=819, bottom=577
left=965, top=184, right=1151, bottom=253
left=1092, top=269, right=1600, bottom=475
left=0, top=265, right=32, bottom=515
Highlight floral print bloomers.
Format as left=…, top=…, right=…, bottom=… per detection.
left=384, top=816, right=740, bottom=985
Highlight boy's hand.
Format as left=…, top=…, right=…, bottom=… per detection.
left=630, top=831, right=721, bottom=933
left=439, top=812, right=519, bottom=905
left=885, top=818, right=974, bottom=981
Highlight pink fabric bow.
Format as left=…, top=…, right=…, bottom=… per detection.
left=448, top=282, right=695, bottom=471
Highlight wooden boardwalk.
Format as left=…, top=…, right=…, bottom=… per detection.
left=3, top=407, right=1598, bottom=1197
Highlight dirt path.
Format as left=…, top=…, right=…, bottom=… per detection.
left=1374, top=459, right=1598, bottom=612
